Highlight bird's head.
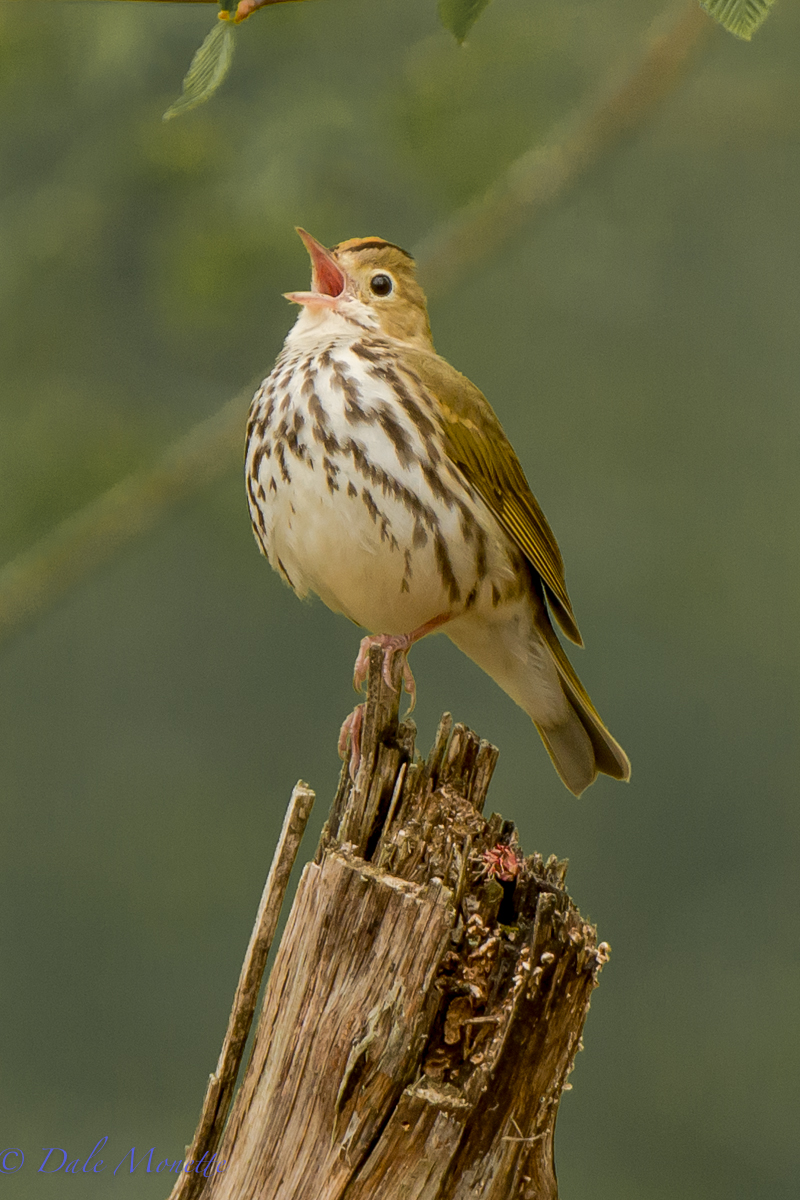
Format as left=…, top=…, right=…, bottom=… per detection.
left=285, top=229, right=434, bottom=350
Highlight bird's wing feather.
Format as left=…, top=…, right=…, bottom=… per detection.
left=400, top=347, right=583, bottom=645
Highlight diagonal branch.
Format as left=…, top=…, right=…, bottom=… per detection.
left=0, top=392, right=249, bottom=645
left=0, top=2, right=714, bottom=652
left=418, top=1, right=713, bottom=298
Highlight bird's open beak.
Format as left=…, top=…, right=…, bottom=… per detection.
left=284, top=228, right=351, bottom=309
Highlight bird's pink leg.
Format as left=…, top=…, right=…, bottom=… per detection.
left=338, top=703, right=365, bottom=780
left=352, top=611, right=452, bottom=715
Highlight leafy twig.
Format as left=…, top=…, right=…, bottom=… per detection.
left=699, top=0, right=778, bottom=40
left=163, top=18, right=236, bottom=120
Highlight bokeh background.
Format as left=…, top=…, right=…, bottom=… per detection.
left=1, top=0, right=798, bottom=1195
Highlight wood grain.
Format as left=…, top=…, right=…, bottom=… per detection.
left=176, top=650, right=610, bottom=1199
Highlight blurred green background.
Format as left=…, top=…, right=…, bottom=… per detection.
left=1, top=0, right=798, bottom=1195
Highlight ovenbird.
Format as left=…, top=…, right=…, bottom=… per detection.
left=245, top=229, right=630, bottom=795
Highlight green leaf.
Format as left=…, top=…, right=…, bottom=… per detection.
left=438, top=0, right=493, bottom=45
left=699, top=0, right=778, bottom=40
left=163, top=20, right=235, bottom=122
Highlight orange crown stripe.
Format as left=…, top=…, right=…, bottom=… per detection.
left=332, top=237, right=414, bottom=259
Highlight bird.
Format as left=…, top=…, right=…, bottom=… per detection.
left=244, top=228, right=630, bottom=795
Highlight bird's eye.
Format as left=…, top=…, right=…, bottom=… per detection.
left=370, top=273, right=393, bottom=297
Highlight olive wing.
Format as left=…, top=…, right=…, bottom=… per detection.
left=401, top=348, right=583, bottom=645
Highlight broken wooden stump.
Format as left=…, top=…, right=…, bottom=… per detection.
left=169, top=647, right=610, bottom=1200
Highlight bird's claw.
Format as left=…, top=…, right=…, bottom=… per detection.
left=400, top=658, right=416, bottom=715
left=352, top=637, right=373, bottom=693
left=339, top=703, right=365, bottom=780
left=352, top=633, right=416, bottom=715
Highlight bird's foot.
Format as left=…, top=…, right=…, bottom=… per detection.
left=338, top=703, right=365, bottom=780
left=351, top=613, right=452, bottom=717
left=352, top=633, right=417, bottom=715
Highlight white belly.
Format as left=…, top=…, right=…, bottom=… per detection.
left=269, top=454, right=466, bottom=632
left=246, top=326, right=519, bottom=634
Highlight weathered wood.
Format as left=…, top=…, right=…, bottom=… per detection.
left=168, top=782, right=315, bottom=1200
left=179, top=652, right=610, bottom=1199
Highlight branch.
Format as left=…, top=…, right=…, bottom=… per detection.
left=168, top=780, right=315, bottom=1200
left=419, top=1, right=713, bottom=298
left=0, top=2, right=714, bottom=652
left=0, top=392, right=249, bottom=646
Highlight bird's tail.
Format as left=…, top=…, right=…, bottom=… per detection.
left=533, top=616, right=631, bottom=796
left=445, top=601, right=630, bottom=796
